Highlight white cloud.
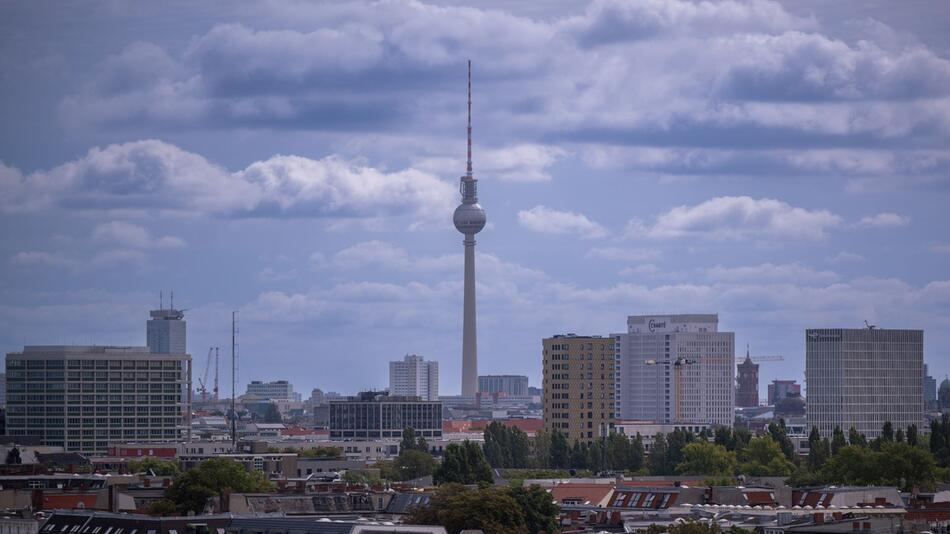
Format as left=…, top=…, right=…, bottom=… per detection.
left=518, top=205, right=608, bottom=239
left=9, top=251, right=74, bottom=268
left=856, top=212, right=910, bottom=228
left=93, top=221, right=185, bottom=249
left=0, top=140, right=454, bottom=223
left=931, top=243, right=950, bottom=254
left=586, top=247, right=660, bottom=262
left=828, top=251, right=865, bottom=264
left=705, top=263, right=840, bottom=285
left=626, top=196, right=841, bottom=241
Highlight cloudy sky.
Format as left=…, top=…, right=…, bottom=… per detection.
left=2, top=0, right=949, bottom=398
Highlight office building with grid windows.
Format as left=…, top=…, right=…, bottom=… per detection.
left=4, top=345, right=191, bottom=454
left=328, top=391, right=442, bottom=440
left=542, top=334, right=618, bottom=443
left=806, top=328, right=923, bottom=438
left=615, top=314, right=735, bottom=427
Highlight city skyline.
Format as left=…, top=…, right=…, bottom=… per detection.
left=2, top=0, right=950, bottom=396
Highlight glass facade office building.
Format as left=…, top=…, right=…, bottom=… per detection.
left=806, top=328, right=923, bottom=438
left=328, top=392, right=442, bottom=440
left=5, top=345, right=191, bottom=454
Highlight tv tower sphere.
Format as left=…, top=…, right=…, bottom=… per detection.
left=455, top=60, right=485, bottom=398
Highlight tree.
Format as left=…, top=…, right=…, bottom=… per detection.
left=881, top=421, right=894, bottom=442
left=146, top=499, right=179, bottom=517
left=5, top=447, right=22, bottom=465
left=128, top=457, right=180, bottom=476
left=605, top=431, right=643, bottom=472
left=831, top=426, right=847, bottom=455
left=165, top=458, right=273, bottom=514
left=510, top=485, right=560, bottom=534
left=393, top=449, right=437, bottom=481
left=768, top=420, right=796, bottom=463
left=666, top=429, right=694, bottom=474
left=532, top=429, right=552, bottom=469
left=807, top=427, right=829, bottom=471
left=549, top=430, right=570, bottom=469
left=895, top=428, right=905, bottom=443
left=406, top=484, right=536, bottom=534
left=570, top=441, right=588, bottom=470
left=677, top=442, right=736, bottom=477
left=434, top=441, right=493, bottom=485
left=907, top=425, right=919, bottom=447
left=820, top=446, right=878, bottom=486
left=848, top=426, right=868, bottom=448
left=483, top=422, right=530, bottom=468
left=401, top=427, right=429, bottom=453
left=876, top=441, right=937, bottom=491
left=648, top=433, right=669, bottom=475
left=739, top=436, right=795, bottom=476
left=263, top=403, right=282, bottom=423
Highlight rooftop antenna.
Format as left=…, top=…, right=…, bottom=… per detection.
left=160, top=290, right=163, bottom=310
left=170, top=291, right=174, bottom=310
left=864, top=320, right=876, bottom=330
left=466, top=59, right=472, bottom=179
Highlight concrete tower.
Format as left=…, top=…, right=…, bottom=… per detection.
left=453, top=61, right=486, bottom=396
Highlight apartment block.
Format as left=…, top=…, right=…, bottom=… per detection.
left=542, top=334, right=617, bottom=443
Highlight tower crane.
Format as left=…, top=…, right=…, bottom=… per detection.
left=751, top=355, right=784, bottom=363
left=197, top=347, right=213, bottom=401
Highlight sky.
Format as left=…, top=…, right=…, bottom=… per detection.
left=2, top=0, right=949, bottom=399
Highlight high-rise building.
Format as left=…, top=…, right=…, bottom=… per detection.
left=0, top=373, right=5, bottom=408
left=736, top=347, right=759, bottom=407
left=5, top=345, right=190, bottom=454
left=542, top=334, right=617, bottom=443
left=806, top=328, right=923, bottom=438
left=147, top=308, right=186, bottom=354
left=924, top=364, right=937, bottom=408
left=453, top=61, right=486, bottom=397
left=329, top=391, right=442, bottom=440
left=245, top=380, right=300, bottom=402
left=616, top=314, right=735, bottom=427
left=389, top=354, right=439, bottom=401
left=767, top=379, right=802, bottom=405
left=478, top=375, right=529, bottom=397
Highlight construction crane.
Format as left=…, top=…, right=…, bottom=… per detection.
left=751, top=355, right=784, bottom=363
left=197, top=347, right=214, bottom=401
left=213, top=347, right=219, bottom=401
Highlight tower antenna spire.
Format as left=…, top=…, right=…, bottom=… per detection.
left=466, top=59, right=472, bottom=178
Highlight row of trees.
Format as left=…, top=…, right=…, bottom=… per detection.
left=406, top=484, right=558, bottom=534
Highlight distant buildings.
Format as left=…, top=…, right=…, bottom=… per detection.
left=245, top=380, right=300, bottom=402
left=806, top=327, right=923, bottom=438
left=5, top=345, right=190, bottom=454
left=328, top=391, right=442, bottom=440
left=940, top=378, right=950, bottom=411
left=767, top=379, right=802, bottom=405
left=924, top=364, right=937, bottom=408
left=478, top=374, right=528, bottom=397
left=616, top=314, right=735, bottom=427
left=389, top=354, right=439, bottom=401
left=146, top=308, right=186, bottom=354
left=542, top=334, right=617, bottom=443
left=0, top=372, right=5, bottom=408
left=735, top=348, right=759, bottom=408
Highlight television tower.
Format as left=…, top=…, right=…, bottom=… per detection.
left=453, top=60, right=486, bottom=397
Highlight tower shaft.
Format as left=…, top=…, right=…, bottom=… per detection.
left=461, top=237, right=477, bottom=396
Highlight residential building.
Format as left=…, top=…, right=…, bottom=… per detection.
left=478, top=374, right=529, bottom=396
left=542, top=334, right=617, bottom=443
left=806, top=327, right=923, bottom=438
left=736, top=348, right=759, bottom=408
left=616, top=314, right=735, bottom=427
left=389, top=354, right=439, bottom=401
left=5, top=345, right=190, bottom=454
left=245, top=380, right=300, bottom=402
left=924, top=364, right=937, bottom=408
left=328, top=391, right=442, bottom=440
left=146, top=308, right=186, bottom=354
left=767, top=380, right=801, bottom=405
